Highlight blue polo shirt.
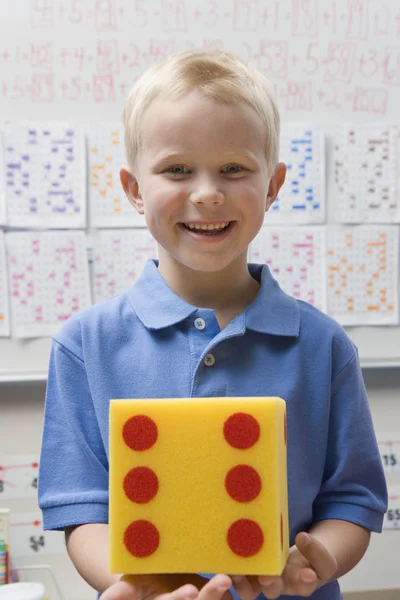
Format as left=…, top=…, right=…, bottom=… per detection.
left=38, top=259, right=387, bottom=600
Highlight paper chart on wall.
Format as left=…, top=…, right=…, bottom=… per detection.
left=5, top=230, right=91, bottom=338
left=3, top=121, right=86, bottom=228
left=334, top=123, right=400, bottom=224
left=266, top=124, right=325, bottom=225
left=0, top=231, right=10, bottom=337
left=0, top=131, right=6, bottom=226
left=92, top=228, right=158, bottom=304
left=376, top=433, right=400, bottom=475
left=10, top=512, right=66, bottom=558
left=88, top=123, right=146, bottom=228
left=327, top=225, right=399, bottom=325
left=249, top=226, right=327, bottom=312
left=383, top=486, right=400, bottom=530
left=0, top=455, right=39, bottom=500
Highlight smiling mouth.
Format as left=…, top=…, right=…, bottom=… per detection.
left=181, top=222, right=232, bottom=235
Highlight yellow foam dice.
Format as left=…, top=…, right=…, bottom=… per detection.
left=109, top=397, right=288, bottom=576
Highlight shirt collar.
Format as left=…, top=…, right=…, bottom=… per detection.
left=127, top=259, right=300, bottom=337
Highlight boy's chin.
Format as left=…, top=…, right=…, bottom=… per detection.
left=179, top=255, right=247, bottom=274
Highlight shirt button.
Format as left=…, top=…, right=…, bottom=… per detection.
left=204, top=353, right=216, bottom=367
left=194, top=318, right=206, bottom=330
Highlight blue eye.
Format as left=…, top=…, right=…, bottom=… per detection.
left=222, top=164, right=244, bottom=174
left=167, top=166, right=190, bottom=175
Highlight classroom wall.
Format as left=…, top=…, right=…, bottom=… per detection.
left=1, top=1, right=400, bottom=598
left=1, top=370, right=399, bottom=600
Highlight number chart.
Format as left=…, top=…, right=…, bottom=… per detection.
left=0, top=132, right=6, bottom=226
left=327, top=225, right=399, bottom=325
left=88, top=123, right=146, bottom=228
left=383, top=487, right=400, bottom=530
left=10, top=512, right=66, bottom=558
left=0, top=455, right=39, bottom=500
left=5, top=230, right=91, bottom=338
left=3, top=122, right=86, bottom=228
left=267, top=124, right=325, bottom=224
left=249, top=225, right=327, bottom=311
left=334, top=123, right=400, bottom=224
left=0, top=231, right=10, bottom=337
left=91, top=229, right=158, bottom=304
left=377, top=434, right=400, bottom=474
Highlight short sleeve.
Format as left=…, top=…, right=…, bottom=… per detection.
left=38, top=338, right=109, bottom=530
left=313, top=351, right=388, bottom=532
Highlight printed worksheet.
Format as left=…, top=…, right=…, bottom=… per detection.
left=5, top=230, right=91, bottom=338
left=0, top=455, right=39, bottom=500
left=10, top=512, right=66, bottom=558
left=249, top=226, right=327, bottom=311
left=376, top=433, right=400, bottom=475
left=383, top=486, right=400, bottom=530
left=0, top=231, right=10, bottom=336
left=327, top=225, right=399, bottom=325
left=265, top=124, right=325, bottom=225
left=91, top=228, right=158, bottom=304
left=0, top=131, right=6, bottom=225
left=334, top=123, right=400, bottom=223
left=88, top=123, right=146, bottom=228
left=3, top=121, right=86, bottom=228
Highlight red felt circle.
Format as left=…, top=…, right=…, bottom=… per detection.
left=223, top=413, right=260, bottom=449
left=122, top=415, right=158, bottom=451
left=227, top=519, right=264, bottom=557
left=124, top=520, right=160, bottom=558
left=225, top=464, right=262, bottom=502
left=123, top=467, right=159, bottom=503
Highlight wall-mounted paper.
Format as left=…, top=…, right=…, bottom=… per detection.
left=88, top=123, right=146, bottom=228
left=327, top=225, right=399, bottom=325
left=249, top=226, right=327, bottom=311
left=92, top=228, right=158, bottom=303
left=3, top=122, right=86, bottom=228
left=5, top=230, right=91, bottom=337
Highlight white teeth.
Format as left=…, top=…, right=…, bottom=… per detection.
left=184, top=222, right=229, bottom=231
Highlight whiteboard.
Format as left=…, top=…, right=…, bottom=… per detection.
left=0, top=0, right=400, bottom=380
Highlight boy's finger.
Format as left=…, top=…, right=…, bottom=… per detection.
left=168, top=584, right=200, bottom=600
left=230, top=575, right=258, bottom=600
left=295, top=533, right=337, bottom=582
left=280, top=563, right=318, bottom=596
left=258, top=577, right=284, bottom=600
left=198, top=575, right=232, bottom=600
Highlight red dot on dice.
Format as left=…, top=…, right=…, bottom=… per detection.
left=122, top=415, right=158, bottom=451
left=225, top=464, right=262, bottom=502
left=124, top=520, right=160, bottom=558
left=123, top=467, right=159, bottom=503
left=223, top=413, right=260, bottom=449
left=227, top=519, right=264, bottom=557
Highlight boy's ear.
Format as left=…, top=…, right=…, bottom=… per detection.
left=120, top=167, right=144, bottom=214
left=266, top=162, right=287, bottom=211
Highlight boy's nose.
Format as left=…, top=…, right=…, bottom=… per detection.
left=189, top=186, right=224, bottom=206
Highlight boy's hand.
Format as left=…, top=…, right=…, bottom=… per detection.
left=99, top=573, right=233, bottom=600
left=231, top=532, right=338, bottom=599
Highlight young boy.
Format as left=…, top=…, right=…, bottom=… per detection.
left=38, top=49, right=387, bottom=600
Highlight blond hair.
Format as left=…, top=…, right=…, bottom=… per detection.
left=123, top=49, right=280, bottom=177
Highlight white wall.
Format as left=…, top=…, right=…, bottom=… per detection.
left=0, top=382, right=95, bottom=600
left=0, top=370, right=399, bottom=600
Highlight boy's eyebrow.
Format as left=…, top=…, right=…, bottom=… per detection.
left=152, top=149, right=259, bottom=165
left=223, top=150, right=259, bottom=162
left=152, top=150, right=188, bottom=165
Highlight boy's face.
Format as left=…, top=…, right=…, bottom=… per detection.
left=121, top=89, right=286, bottom=274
